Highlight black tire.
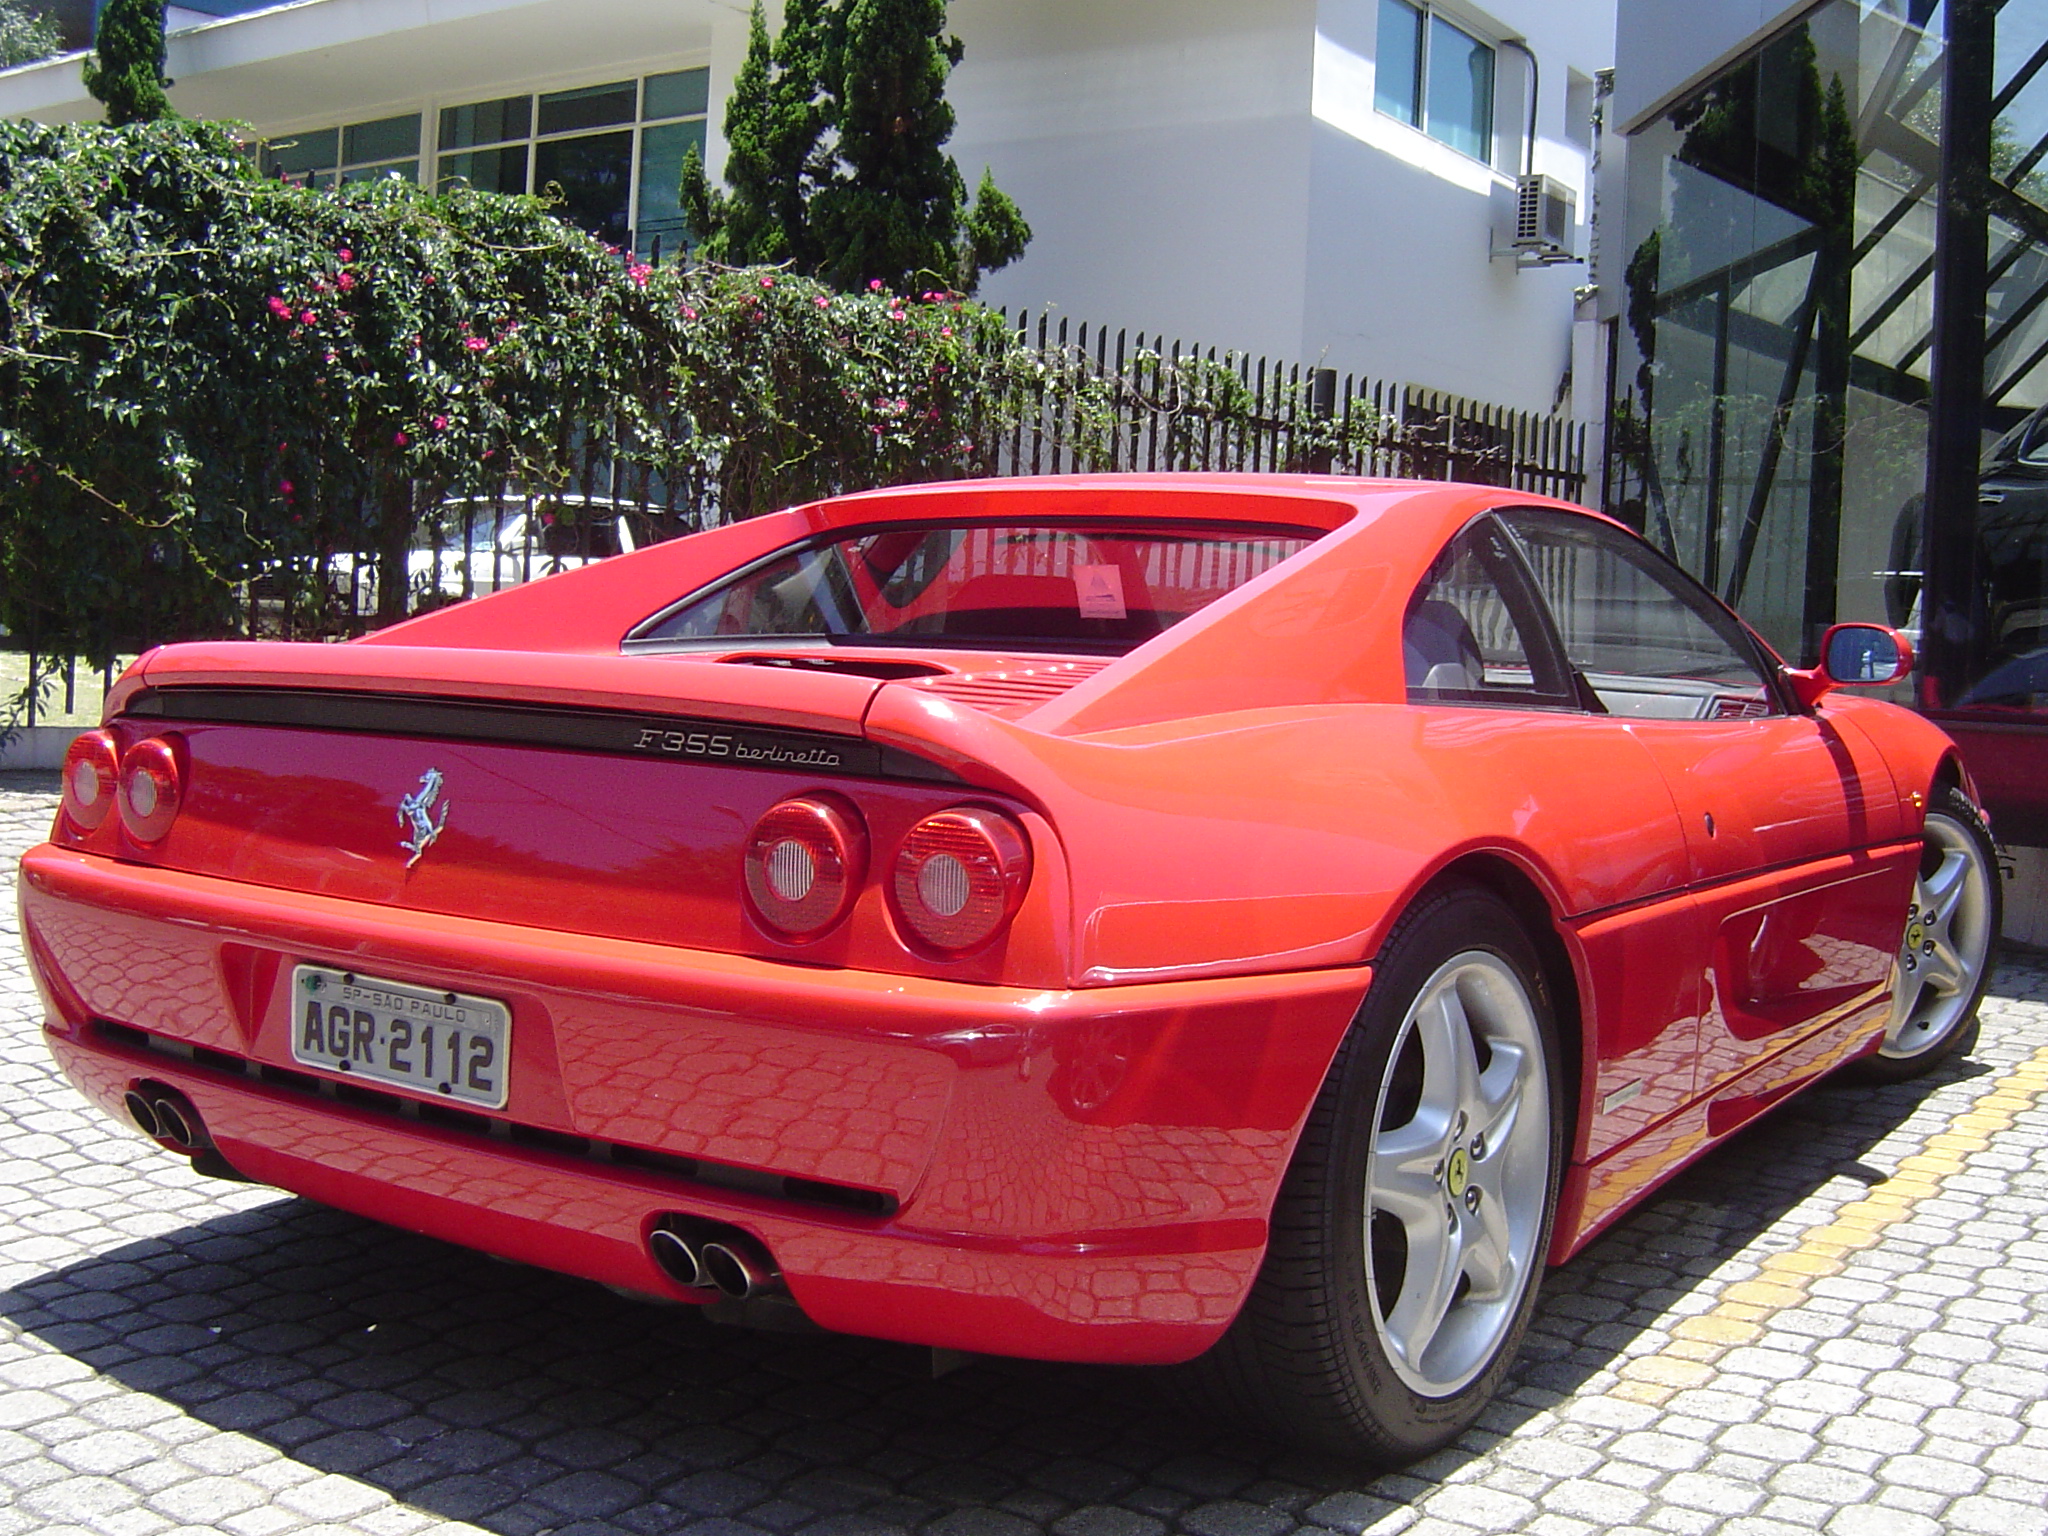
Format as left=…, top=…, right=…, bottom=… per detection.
left=1178, top=884, right=1564, bottom=1462
left=1847, top=784, right=2000, bottom=1084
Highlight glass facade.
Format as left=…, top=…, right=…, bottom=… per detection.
left=437, top=71, right=709, bottom=257
left=258, top=69, right=709, bottom=258
left=260, top=113, right=422, bottom=187
left=1607, top=0, right=2048, bottom=842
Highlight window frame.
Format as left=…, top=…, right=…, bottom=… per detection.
left=1402, top=514, right=1581, bottom=711
left=1375, top=0, right=1498, bottom=167
left=260, top=113, right=423, bottom=188
left=435, top=71, right=710, bottom=255
left=1494, top=506, right=1798, bottom=718
left=621, top=517, right=1329, bottom=657
left=255, top=65, right=710, bottom=253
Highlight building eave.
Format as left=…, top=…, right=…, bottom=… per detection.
left=0, top=0, right=726, bottom=131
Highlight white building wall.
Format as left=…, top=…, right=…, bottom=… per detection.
left=949, top=0, right=1613, bottom=415
left=1300, top=0, right=1609, bottom=414
left=949, top=0, right=1318, bottom=364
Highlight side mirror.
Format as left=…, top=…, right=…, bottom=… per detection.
left=1786, top=623, right=1914, bottom=707
left=1822, top=623, right=1914, bottom=685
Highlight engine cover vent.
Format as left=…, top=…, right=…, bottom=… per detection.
left=908, top=660, right=1112, bottom=718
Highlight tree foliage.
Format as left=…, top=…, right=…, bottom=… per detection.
left=0, top=1, right=62, bottom=69
left=82, top=0, right=171, bottom=126
left=684, top=0, right=1028, bottom=294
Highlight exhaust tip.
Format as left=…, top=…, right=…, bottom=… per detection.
left=151, top=1095, right=201, bottom=1150
left=699, top=1241, right=767, bottom=1301
left=123, top=1090, right=163, bottom=1140
left=648, top=1227, right=708, bottom=1290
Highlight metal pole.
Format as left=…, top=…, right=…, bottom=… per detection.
left=1921, top=0, right=1995, bottom=710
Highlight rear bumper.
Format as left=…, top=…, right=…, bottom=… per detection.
left=20, top=844, right=1366, bottom=1363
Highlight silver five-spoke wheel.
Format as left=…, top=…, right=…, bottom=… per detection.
left=1188, top=884, right=1561, bottom=1463
left=1366, top=952, right=1551, bottom=1395
left=1869, top=786, right=1998, bottom=1078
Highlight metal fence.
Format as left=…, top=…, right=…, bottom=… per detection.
left=986, top=311, right=1588, bottom=496
left=10, top=310, right=1586, bottom=725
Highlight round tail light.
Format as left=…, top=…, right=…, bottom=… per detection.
left=744, top=796, right=867, bottom=939
left=892, top=808, right=1031, bottom=954
left=118, top=738, right=182, bottom=843
left=60, top=730, right=120, bottom=832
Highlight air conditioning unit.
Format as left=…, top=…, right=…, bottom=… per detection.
left=1513, top=173, right=1577, bottom=263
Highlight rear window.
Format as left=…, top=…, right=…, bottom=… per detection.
left=630, top=522, right=1317, bottom=651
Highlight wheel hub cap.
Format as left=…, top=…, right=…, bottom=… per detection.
left=1443, top=1147, right=1470, bottom=1198
left=1364, top=952, right=1550, bottom=1397
left=1882, top=812, right=1992, bottom=1059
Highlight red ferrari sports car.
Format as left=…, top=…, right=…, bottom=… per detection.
left=19, top=475, right=1998, bottom=1461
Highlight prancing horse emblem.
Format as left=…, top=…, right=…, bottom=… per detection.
left=398, top=768, right=449, bottom=869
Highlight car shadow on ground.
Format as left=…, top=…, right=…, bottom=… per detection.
left=0, top=1015, right=2013, bottom=1535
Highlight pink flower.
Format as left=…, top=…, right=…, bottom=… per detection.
left=464, top=336, right=489, bottom=352
left=760, top=275, right=775, bottom=289
left=393, top=430, right=408, bottom=447
left=267, top=296, right=291, bottom=319
left=336, top=272, right=355, bottom=291
left=628, top=262, right=651, bottom=289
left=299, top=309, right=317, bottom=325
left=279, top=479, right=294, bottom=496
left=868, top=278, right=884, bottom=292
left=336, top=248, right=352, bottom=262
left=941, top=327, right=952, bottom=338
left=815, top=296, right=830, bottom=309
left=323, top=350, right=337, bottom=363
left=431, top=414, right=449, bottom=431
left=682, top=305, right=698, bottom=320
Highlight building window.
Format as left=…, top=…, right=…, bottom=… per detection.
left=260, top=113, right=422, bottom=188
left=1375, top=0, right=1495, bottom=164
left=437, top=70, right=709, bottom=256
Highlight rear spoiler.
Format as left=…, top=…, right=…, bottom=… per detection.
left=109, top=643, right=963, bottom=784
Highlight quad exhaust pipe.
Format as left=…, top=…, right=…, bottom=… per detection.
left=122, top=1080, right=250, bottom=1182
left=125, top=1081, right=208, bottom=1150
left=647, top=1217, right=780, bottom=1301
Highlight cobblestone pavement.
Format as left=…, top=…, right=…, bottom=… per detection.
left=2, top=772, right=2044, bottom=1536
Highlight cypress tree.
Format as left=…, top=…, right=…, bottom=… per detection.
left=82, top=0, right=172, bottom=126
left=684, top=0, right=832, bottom=265
left=686, top=0, right=1027, bottom=293
left=810, top=0, right=962, bottom=292
left=683, top=0, right=774, bottom=262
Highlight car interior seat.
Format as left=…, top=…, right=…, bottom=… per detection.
left=1404, top=598, right=1485, bottom=693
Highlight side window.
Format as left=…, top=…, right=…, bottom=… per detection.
left=1405, top=520, right=1572, bottom=706
left=1502, top=509, right=1780, bottom=720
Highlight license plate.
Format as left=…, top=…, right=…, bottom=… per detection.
left=290, top=966, right=510, bottom=1110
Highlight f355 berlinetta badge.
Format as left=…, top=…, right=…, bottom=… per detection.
left=397, top=768, right=449, bottom=868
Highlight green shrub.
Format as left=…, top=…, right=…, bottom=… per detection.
left=0, top=119, right=1059, bottom=663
